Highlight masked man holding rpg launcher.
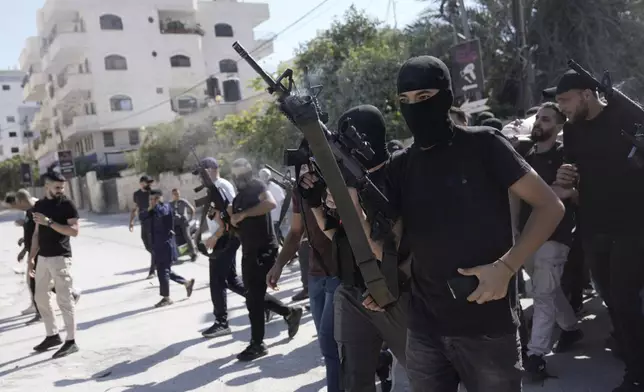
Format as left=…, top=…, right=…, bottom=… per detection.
left=354, top=56, right=565, bottom=392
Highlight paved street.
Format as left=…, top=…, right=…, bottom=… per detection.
left=0, top=209, right=627, bottom=392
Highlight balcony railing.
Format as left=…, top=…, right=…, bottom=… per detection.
left=159, top=20, right=204, bottom=36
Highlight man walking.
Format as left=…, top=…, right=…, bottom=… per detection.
left=170, top=188, right=198, bottom=261
left=129, top=175, right=156, bottom=279
left=30, top=171, right=81, bottom=359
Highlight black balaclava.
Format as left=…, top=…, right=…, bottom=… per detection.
left=337, top=105, right=388, bottom=169
left=397, top=56, right=454, bottom=148
left=231, top=158, right=253, bottom=191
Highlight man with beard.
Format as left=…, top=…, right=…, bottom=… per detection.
left=299, top=105, right=409, bottom=392
left=519, top=102, right=582, bottom=381
left=358, top=56, right=564, bottom=392
left=129, top=175, right=156, bottom=279
left=229, top=158, right=303, bottom=361
left=553, top=70, right=644, bottom=392
left=30, top=171, right=81, bottom=358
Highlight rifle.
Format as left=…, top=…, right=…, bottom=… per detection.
left=568, top=60, right=644, bottom=162
left=233, top=42, right=398, bottom=308
left=190, top=149, right=233, bottom=257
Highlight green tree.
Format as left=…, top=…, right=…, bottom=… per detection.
left=0, top=156, right=29, bottom=196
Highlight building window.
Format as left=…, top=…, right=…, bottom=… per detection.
left=219, top=59, right=238, bottom=73
left=129, top=129, right=139, bottom=145
left=176, top=96, right=198, bottom=113
left=6, top=116, right=15, bottom=123
left=100, top=14, right=123, bottom=30
left=9, top=132, right=17, bottom=137
left=2, top=85, right=10, bottom=91
left=105, top=55, right=128, bottom=70
left=84, top=135, right=94, bottom=151
left=156, top=87, right=164, bottom=94
left=11, top=147, right=19, bottom=153
left=170, top=55, right=191, bottom=68
left=214, top=23, right=233, bottom=37
left=110, top=95, right=133, bottom=111
left=222, top=79, right=241, bottom=102
left=103, top=131, right=115, bottom=147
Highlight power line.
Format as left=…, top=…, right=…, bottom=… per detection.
left=35, top=0, right=334, bottom=137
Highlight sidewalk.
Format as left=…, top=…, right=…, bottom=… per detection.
left=0, top=210, right=626, bottom=391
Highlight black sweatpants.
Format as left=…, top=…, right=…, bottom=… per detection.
left=583, top=232, right=644, bottom=383
left=241, top=247, right=291, bottom=344
left=141, top=221, right=155, bottom=275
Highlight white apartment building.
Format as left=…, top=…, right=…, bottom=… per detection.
left=0, top=70, right=40, bottom=161
left=19, top=0, right=273, bottom=174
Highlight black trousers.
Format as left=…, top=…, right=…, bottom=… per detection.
left=406, top=330, right=522, bottom=392
left=140, top=222, right=155, bottom=275
left=583, top=233, right=644, bottom=383
left=241, top=247, right=291, bottom=344
left=209, top=236, right=290, bottom=327
left=561, top=233, right=588, bottom=312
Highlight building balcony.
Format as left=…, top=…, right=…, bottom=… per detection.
left=160, top=20, right=205, bottom=36
left=30, top=108, right=52, bottom=132
left=19, top=37, right=41, bottom=72
left=239, top=2, right=270, bottom=28
left=252, top=35, right=275, bottom=60
left=42, top=32, right=88, bottom=73
left=54, top=73, right=92, bottom=106
left=23, top=72, right=47, bottom=102
left=61, top=114, right=98, bottom=141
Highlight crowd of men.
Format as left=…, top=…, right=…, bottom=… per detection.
left=4, top=55, right=644, bottom=392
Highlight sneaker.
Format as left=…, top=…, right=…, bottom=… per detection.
left=147, top=272, right=156, bottom=280
left=285, top=307, right=303, bottom=338
left=553, top=329, right=584, bottom=353
left=25, top=314, right=42, bottom=325
left=376, top=349, right=394, bottom=392
left=613, top=378, right=644, bottom=391
left=33, top=334, right=63, bottom=352
left=236, top=341, right=268, bottom=361
left=190, top=254, right=198, bottom=262
left=523, top=354, right=548, bottom=383
left=52, top=340, right=79, bottom=359
left=21, top=304, right=36, bottom=315
left=291, top=290, right=309, bottom=302
left=202, top=322, right=232, bottom=338
left=72, top=291, right=81, bottom=304
left=304, top=304, right=311, bottom=312
left=185, top=279, right=195, bottom=298
left=154, top=297, right=173, bottom=308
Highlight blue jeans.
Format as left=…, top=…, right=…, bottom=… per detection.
left=309, top=275, right=342, bottom=392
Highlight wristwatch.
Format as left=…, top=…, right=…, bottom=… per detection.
left=46, top=218, right=52, bottom=227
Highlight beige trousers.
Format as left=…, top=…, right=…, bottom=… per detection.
left=34, top=256, right=76, bottom=340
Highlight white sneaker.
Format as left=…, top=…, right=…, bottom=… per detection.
left=21, top=304, right=36, bottom=315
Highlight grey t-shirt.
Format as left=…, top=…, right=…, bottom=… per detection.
left=171, top=198, right=194, bottom=222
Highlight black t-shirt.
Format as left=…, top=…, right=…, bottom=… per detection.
left=563, top=103, right=644, bottom=235
left=519, top=141, right=574, bottom=245
left=385, top=126, right=531, bottom=336
left=232, top=180, right=278, bottom=252
left=133, top=189, right=150, bottom=221
left=33, top=197, right=79, bottom=257
left=23, top=209, right=36, bottom=250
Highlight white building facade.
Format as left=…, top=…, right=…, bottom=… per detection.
left=0, top=70, right=40, bottom=161
left=19, top=0, right=272, bottom=173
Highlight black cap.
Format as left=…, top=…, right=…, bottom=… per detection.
left=139, top=175, right=154, bottom=183
left=543, top=70, right=597, bottom=98
left=149, top=189, right=163, bottom=196
left=200, top=157, right=219, bottom=169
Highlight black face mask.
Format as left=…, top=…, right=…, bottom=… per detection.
left=337, top=105, right=389, bottom=169
left=144, top=185, right=151, bottom=191
left=397, top=56, right=455, bottom=148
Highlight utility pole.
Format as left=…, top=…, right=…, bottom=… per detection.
left=512, top=0, right=534, bottom=115
left=456, top=0, right=471, bottom=40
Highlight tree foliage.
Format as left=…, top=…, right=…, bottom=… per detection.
left=0, top=156, right=29, bottom=196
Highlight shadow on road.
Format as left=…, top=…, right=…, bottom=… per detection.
left=81, top=278, right=148, bottom=296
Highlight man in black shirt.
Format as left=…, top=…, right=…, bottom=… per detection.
left=129, top=175, right=156, bottom=279
left=299, top=105, right=410, bottom=392
left=229, top=158, right=303, bottom=361
left=518, top=103, right=582, bottom=380
left=365, top=56, right=564, bottom=392
left=554, top=70, right=644, bottom=392
left=30, top=171, right=81, bottom=359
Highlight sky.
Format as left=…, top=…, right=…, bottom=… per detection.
left=0, top=0, right=429, bottom=71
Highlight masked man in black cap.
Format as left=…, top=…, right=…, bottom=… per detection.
left=356, top=56, right=565, bottom=392
left=143, top=189, right=195, bottom=308
left=229, top=158, right=303, bottom=361
left=129, top=175, right=156, bottom=279
left=552, top=70, right=644, bottom=392
left=299, top=105, right=410, bottom=392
